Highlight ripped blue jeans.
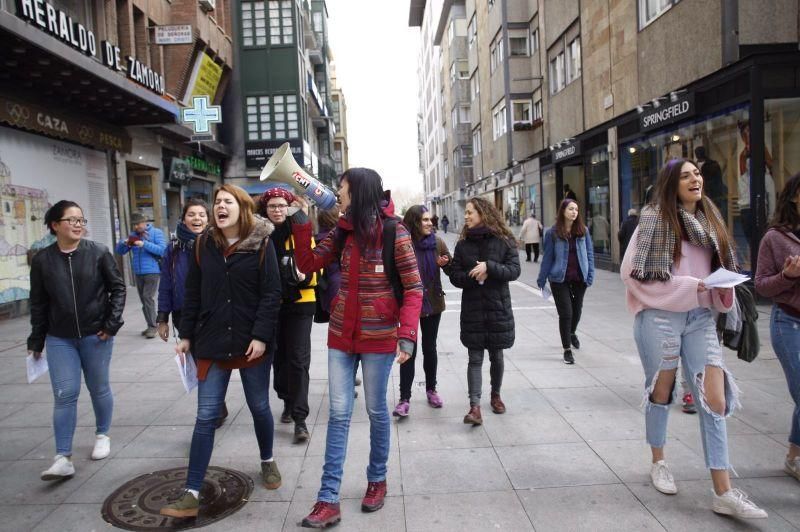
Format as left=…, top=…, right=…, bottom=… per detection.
left=634, top=308, right=740, bottom=470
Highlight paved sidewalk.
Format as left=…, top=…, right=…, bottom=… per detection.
left=0, top=232, right=798, bottom=531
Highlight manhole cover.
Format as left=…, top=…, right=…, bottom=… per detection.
left=101, top=466, right=253, bottom=531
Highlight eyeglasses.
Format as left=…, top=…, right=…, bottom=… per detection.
left=58, top=217, right=88, bottom=227
left=267, top=204, right=289, bottom=211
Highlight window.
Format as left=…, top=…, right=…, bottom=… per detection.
left=312, top=11, right=323, bottom=33
left=512, top=100, right=531, bottom=124
left=549, top=52, right=565, bottom=94
left=443, top=158, right=449, bottom=181
left=492, top=101, right=507, bottom=140
left=533, top=98, right=543, bottom=121
left=455, top=145, right=473, bottom=167
left=531, top=25, right=539, bottom=52
left=566, top=37, right=581, bottom=83
left=456, top=60, right=469, bottom=79
left=490, top=33, right=504, bottom=74
left=470, top=72, right=480, bottom=102
left=468, top=15, right=476, bottom=48
left=245, top=94, right=298, bottom=140
left=448, top=20, right=455, bottom=44
left=241, top=1, right=266, bottom=47
left=639, top=0, right=680, bottom=28
left=450, top=62, right=456, bottom=84
left=268, top=0, right=293, bottom=45
left=472, top=127, right=482, bottom=154
left=509, top=29, right=529, bottom=57
left=458, top=105, right=470, bottom=124
left=488, top=0, right=495, bottom=9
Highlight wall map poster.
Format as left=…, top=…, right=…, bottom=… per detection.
left=0, top=126, right=112, bottom=304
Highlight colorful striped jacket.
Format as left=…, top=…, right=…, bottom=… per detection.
left=291, top=198, right=423, bottom=354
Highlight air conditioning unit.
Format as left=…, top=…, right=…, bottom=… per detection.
left=199, top=0, right=215, bottom=12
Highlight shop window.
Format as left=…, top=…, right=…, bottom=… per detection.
left=639, top=0, right=680, bottom=29
left=587, top=150, right=611, bottom=257
left=268, top=0, right=293, bottom=45
left=509, top=29, right=529, bottom=57
left=241, top=1, right=266, bottom=47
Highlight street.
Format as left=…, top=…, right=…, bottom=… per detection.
left=0, top=231, right=798, bottom=531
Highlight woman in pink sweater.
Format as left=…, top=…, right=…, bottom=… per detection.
left=621, top=158, right=767, bottom=519
left=755, top=172, right=800, bottom=483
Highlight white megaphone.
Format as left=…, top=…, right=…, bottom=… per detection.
left=259, top=142, right=337, bottom=210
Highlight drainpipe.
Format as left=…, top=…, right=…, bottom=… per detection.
left=721, top=0, right=739, bottom=66
left=501, top=0, right=513, bottom=167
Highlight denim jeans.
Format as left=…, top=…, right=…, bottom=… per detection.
left=769, top=306, right=800, bottom=447
left=186, top=359, right=274, bottom=491
left=400, top=313, right=442, bottom=400
left=634, top=308, right=740, bottom=470
left=46, top=335, right=114, bottom=456
left=318, top=349, right=394, bottom=504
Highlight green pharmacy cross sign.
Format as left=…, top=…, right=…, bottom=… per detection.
left=181, top=96, right=221, bottom=134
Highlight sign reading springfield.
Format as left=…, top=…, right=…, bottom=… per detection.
left=15, top=0, right=165, bottom=96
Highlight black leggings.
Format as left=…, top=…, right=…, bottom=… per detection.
left=467, top=348, right=504, bottom=406
left=400, top=313, right=442, bottom=400
left=550, top=281, right=587, bottom=349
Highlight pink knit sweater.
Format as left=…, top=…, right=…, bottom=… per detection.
left=621, top=227, right=735, bottom=314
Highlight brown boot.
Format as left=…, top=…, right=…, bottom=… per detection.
left=463, top=405, right=483, bottom=425
left=490, top=393, right=506, bottom=414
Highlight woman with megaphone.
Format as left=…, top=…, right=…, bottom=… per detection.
left=288, top=169, right=423, bottom=529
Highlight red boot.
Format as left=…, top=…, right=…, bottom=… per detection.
left=361, top=480, right=387, bottom=512
left=301, top=501, right=341, bottom=528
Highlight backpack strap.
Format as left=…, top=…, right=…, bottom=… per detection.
left=381, top=217, right=404, bottom=304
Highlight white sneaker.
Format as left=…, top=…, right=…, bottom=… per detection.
left=41, top=455, right=75, bottom=481
left=91, top=434, right=111, bottom=460
left=650, top=460, right=677, bottom=494
left=712, top=488, right=768, bottom=519
left=785, top=456, right=800, bottom=482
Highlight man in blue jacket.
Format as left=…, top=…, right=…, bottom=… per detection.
left=116, top=212, right=166, bottom=338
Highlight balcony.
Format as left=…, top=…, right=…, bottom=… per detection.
left=307, top=73, right=329, bottom=128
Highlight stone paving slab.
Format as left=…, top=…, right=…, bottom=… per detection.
left=0, top=231, right=797, bottom=530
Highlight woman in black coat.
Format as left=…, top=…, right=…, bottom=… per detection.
left=160, top=184, right=282, bottom=518
left=447, top=197, right=521, bottom=426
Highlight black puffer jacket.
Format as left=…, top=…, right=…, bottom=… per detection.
left=179, top=216, right=282, bottom=361
left=448, top=231, right=521, bottom=350
left=28, top=240, right=126, bottom=352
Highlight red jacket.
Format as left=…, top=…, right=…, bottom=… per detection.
left=292, top=198, right=423, bottom=354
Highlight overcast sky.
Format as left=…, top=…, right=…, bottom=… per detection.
left=327, top=1, right=423, bottom=197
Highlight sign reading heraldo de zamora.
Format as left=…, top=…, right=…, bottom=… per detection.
left=15, top=0, right=165, bottom=96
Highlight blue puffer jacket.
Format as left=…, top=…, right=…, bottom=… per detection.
left=536, top=226, right=595, bottom=287
left=115, top=224, right=167, bottom=275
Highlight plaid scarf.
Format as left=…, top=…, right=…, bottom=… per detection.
left=631, top=204, right=736, bottom=281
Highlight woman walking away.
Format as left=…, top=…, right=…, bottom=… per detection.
left=537, top=199, right=595, bottom=364
left=393, top=205, right=451, bottom=417
left=448, top=197, right=520, bottom=426
left=289, top=168, right=422, bottom=528
left=755, top=171, right=800, bottom=483
left=518, top=212, right=543, bottom=262
left=621, top=158, right=767, bottom=518
left=28, top=200, right=126, bottom=480
left=156, top=199, right=228, bottom=427
left=160, top=185, right=282, bottom=518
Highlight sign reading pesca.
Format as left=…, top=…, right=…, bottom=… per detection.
left=154, top=25, right=193, bottom=45
left=640, top=92, right=695, bottom=132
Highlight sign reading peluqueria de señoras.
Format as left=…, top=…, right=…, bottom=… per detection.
left=14, top=0, right=166, bottom=96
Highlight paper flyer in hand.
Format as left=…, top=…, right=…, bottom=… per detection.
left=540, top=284, right=554, bottom=302
left=174, top=352, right=198, bottom=393
left=702, top=268, right=750, bottom=289
left=26, top=353, right=48, bottom=383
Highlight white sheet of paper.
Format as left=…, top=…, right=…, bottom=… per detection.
left=174, top=353, right=198, bottom=393
left=26, top=354, right=48, bottom=383
left=540, top=284, right=554, bottom=302
left=702, top=267, right=750, bottom=289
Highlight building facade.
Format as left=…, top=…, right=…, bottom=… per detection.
left=224, top=0, right=346, bottom=193
left=412, top=0, right=800, bottom=274
left=0, top=0, right=233, bottom=316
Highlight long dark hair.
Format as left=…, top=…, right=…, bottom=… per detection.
left=459, top=197, right=515, bottom=243
left=403, top=204, right=428, bottom=242
left=44, top=200, right=82, bottom=235
left=770, top=172, right=800, bottom=231
left=654, top=158, right=732, bottom=263
left=342, top=167, right=385, bottom=252
left=554, top=199, right=586, bottom=239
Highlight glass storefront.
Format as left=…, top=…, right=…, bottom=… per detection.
left=765, top=98, right=800, bottom=198
left=586, top=149, right=610, bottom=257
left=542, top=167, right=556, bottom=228
left=620, top=105, right=754, bottom=271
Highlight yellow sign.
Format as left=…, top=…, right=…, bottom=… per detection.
left=184, top=52, right=223, bottom=104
